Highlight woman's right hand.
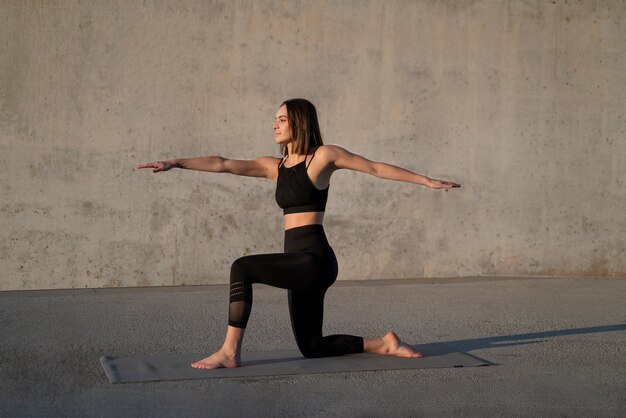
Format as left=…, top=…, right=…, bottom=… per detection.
left=426, top=178, right=461, bottom=189
left=136, top=159, right=182, bottom=173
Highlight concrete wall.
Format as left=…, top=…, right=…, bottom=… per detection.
left=1, top=0, right=625, bottom=291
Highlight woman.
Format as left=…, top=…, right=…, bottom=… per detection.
left=137, top=99, right=460, bottom=369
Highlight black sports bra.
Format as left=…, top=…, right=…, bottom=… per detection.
left=275, top=146, right=329, bottom=215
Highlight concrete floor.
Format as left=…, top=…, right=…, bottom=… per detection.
left=1, top=277, right=625, bottom=417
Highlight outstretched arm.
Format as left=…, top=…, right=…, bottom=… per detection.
left=325, top=145, right=460, bottom=189
left=136, top=156, right=279, bottom=180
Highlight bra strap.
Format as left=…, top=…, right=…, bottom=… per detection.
left=306, top=146, right=320, bottom=169
left=278, top=154, right=287, bottom=168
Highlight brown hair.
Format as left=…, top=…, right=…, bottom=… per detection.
left=279, top=98, right=324, bottom=156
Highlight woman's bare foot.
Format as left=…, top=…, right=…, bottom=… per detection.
left=365, top=331, right=423, bottom=358
left=191, top=349, right=241, bottom=369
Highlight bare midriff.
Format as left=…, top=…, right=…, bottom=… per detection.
left=283, top=212, right=325, bottom=231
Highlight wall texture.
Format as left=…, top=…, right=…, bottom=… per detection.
left=1, top=0, right=625, bottom=290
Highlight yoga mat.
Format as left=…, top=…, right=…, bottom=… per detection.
left=101, top=343, right=492, bottom=383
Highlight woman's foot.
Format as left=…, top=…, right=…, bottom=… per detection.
left=366, top=331, right=423, bottom=358
left=191, top=349, right=241, bottom=369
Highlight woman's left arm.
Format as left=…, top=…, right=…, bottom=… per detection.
left=324, top=145, right=460, bottom=189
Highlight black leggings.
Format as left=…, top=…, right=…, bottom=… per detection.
left=228, top=224, right=364, bottom=358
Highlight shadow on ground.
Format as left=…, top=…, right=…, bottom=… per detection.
left=433, top=323, right=626, bottom=354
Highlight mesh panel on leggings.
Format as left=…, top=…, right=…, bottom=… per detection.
left=228, top=280, right=252, bottom=329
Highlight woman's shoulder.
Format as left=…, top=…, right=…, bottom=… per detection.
left=254, top=156, right=284, bottom=173
left=315, top=144, right=344, bottom=155
left=253, top=156, right=284, bottom=181
left=315, top=144, right=350, bottom=161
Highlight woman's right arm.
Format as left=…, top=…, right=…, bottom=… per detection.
left=136, top=156, right=279, bottom=180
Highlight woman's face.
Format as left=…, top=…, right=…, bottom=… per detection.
left=273, top=105, right=291, bottom=145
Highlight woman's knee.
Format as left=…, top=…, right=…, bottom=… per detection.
left=297, top=337, right=326, bottom=359
left=230, top=256, right=249, bottom=283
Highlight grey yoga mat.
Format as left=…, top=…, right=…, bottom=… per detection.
left=100, top=343, right=492, bottom=383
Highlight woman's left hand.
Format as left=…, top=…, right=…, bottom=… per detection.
left=426, top=178, right=461, bottom=189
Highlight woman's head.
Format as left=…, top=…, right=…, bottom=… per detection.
left=274, top=98, right=323, bottom=155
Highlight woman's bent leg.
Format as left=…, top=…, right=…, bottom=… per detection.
left=193, top=252, right=319, bottom=369
left=227, top=252, right=328, bottom=329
